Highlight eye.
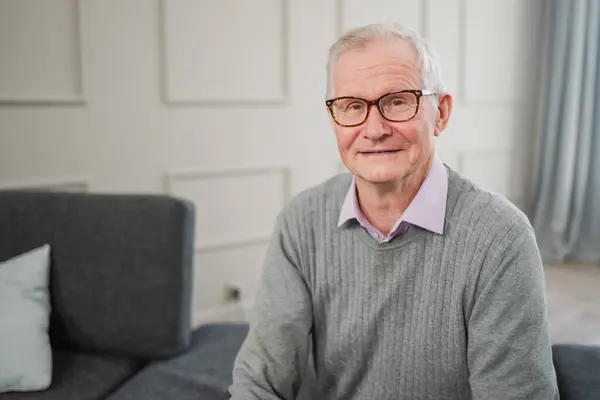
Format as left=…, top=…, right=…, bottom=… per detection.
left=391, top=99, right=406, bottom=106
left=345, top=102, right=365, bottom=112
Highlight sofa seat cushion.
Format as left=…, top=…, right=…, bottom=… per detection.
left=553, top=344, right=600, bottom=400
left=107, top=323, right=249, bottom=400
left=0, top=350, right=142, bottom=400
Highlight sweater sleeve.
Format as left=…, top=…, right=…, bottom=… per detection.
left=467, top=226, right=559, bottom=400
left=229, top=212, right=313, bottom=399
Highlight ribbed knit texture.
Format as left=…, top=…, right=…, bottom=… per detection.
left=230, top=167, right=559, bottom=400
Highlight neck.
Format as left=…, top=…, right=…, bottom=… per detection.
left=355, top=154, right=434, bottom=235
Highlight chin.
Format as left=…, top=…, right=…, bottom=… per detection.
left=355, top=167, right=407, bottom=184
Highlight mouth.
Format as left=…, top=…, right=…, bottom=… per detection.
left=360, top=149, right=402, bottom=156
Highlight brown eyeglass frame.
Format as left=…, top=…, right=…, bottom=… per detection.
left=325, top=89, right=436, bottom=127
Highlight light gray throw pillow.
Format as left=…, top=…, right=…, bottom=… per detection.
left=0, top=244, right=52, bottom=393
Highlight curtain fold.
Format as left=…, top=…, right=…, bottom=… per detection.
left=529, top=0, right=600, bottom=263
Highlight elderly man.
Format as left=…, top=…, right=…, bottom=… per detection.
left=229, top=22, right=559, bottom=399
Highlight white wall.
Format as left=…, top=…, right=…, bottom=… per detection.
left=0, top=0, right=544, bottom=324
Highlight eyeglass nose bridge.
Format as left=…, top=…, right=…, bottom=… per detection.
left=361, top=98, right=387, bottom=124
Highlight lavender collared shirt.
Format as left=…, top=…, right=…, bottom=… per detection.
left=337, top=155, right=449, bottom=243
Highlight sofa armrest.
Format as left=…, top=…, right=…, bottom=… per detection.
left=553, top=344, right=600, bottom=400
left=106, top=323, right=248, bottom=400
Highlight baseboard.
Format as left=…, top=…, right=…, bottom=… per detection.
left=193, top=300, right=253, bottom=327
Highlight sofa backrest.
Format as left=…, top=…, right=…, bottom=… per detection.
left=0, top=190, right=195, bottom=360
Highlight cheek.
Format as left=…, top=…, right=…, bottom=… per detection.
left=334, top=127, right=361, bottom=152
left=395, top=121, right=428, bottom=146
left=396, top=121, right=433, bottom=162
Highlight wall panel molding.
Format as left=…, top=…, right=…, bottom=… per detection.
left=191, top=237, right=268, bottom=324
left=458, top=0, right=543, bottom=106
left=0, top=0, right=87, bottom=105
left=0, top=178, right=89, bottom=192
left=159, top=0, right=289, bottom=105
left=336, top=0, right=426, bottom=35
left=457, top=0, right=467, bottom=104
left=421, top=0, right=429, bottom=39
left=164, top=165, right=291, bottom=252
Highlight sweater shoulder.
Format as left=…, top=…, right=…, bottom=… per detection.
left=446, top=167, right=533, bottom=242
left=445, top=168, right=539, bottom=305
left=279, top=172, right=352, bottom=227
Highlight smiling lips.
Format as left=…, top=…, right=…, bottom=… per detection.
left=360, top=149, right=402, bottom=155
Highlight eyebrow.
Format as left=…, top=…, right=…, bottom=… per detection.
left=333, top=87, right=416, bottom=100
left=336, top=82, right=421, bottom=99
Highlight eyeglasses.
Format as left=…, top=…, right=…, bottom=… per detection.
left=325, top=89, right=436, bottom=127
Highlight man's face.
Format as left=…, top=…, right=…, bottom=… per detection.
left=330, top=37, right=443, bottom=185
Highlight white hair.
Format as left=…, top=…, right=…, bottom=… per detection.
left=326, top=22, right=446, bottom=101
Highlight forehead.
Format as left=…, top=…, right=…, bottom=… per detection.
left=332, top=37, right=422, bottom=97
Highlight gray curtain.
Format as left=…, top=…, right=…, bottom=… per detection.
left=529, top=0, right=600, bottom=263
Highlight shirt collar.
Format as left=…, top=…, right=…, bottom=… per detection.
left=337, top=154, right=448, bottom=235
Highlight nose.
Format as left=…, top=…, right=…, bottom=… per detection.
left=363, top=105, right=392, bottom=140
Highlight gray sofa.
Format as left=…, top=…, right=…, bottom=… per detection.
left=0, top=190, right=252, bottom=400
left=0, top=190, right=598, bottom=400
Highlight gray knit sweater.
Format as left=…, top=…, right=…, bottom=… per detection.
left=230, top=167, right=559, bottom=400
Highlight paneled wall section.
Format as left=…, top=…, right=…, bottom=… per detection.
left=160, top=0, right=289, bottom=104
left=0, top=0, right=86, bottom=104
left=0, top=0, right=543, bottom=324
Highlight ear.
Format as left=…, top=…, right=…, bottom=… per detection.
left=434, top=93, right=453, bottom=137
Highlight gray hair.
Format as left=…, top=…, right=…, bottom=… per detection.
left=326, top=22, right=446, bottom=100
